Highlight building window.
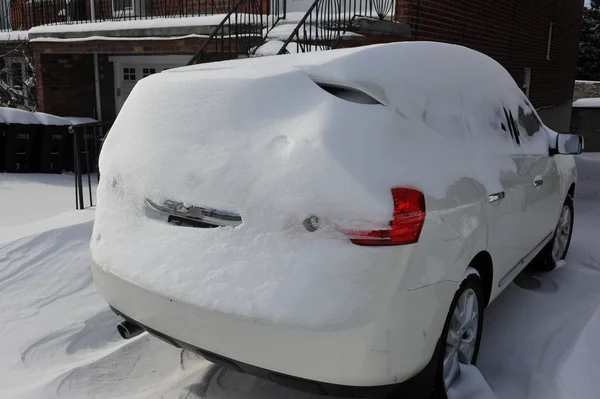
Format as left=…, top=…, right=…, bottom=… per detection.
left=123, top=67, right=136, bottom=81
left=10, top=62, right=23, bottom=90
left=2, top=58, right=29, bottom=107
left=0, top=0, right=10, bottom=31
left=142, top=68, right=156, bottom=77
left=523, top=68, right=531, bottom=98
left=547, top=22, right=554, bottom=61
left=113, top=0, right=145, bottom=17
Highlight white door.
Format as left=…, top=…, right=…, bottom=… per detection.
left=115, top=64, right=139, bottom=113
left=112, top=56, right=191, bottom=114
left=483, top=105, right=535, bottom=295
left=116, top=64, right=170, bottom=112
left=515, top=99, right=561, bottom=245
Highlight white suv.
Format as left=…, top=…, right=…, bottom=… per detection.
left=90, top=42, right=582, bottom=397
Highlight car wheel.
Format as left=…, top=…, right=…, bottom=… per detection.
left=531, top=196, right=574, bottom=272
left=432, top=269, right=485, bottom=398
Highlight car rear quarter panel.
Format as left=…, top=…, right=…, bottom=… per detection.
left=400, top=177, right=487, bottom=291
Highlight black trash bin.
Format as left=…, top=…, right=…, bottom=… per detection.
left=38, top=125, right=69, bottom=174
left=67, top=125, right=100, bottom=174
left=0, top=127, right=5, bottom=173
left=4, top=124, right=40, bottom=173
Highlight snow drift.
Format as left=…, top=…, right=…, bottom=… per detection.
left=92, top=42, right=552, bottom=326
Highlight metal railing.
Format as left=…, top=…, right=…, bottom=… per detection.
left=1, top=0, right=237, bottom=32
left=277, top=0, right=396, bottom=54
left=187, top=0, right=285, bottom=64
left=70, top=121, right=107, bottom=210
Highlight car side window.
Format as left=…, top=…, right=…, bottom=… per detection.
left=517, top=103, right=543, bottom=137
left=502, top=108, right=521, bottom=145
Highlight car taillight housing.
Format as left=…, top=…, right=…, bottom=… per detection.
left=346, top=188, right=425, bottom=246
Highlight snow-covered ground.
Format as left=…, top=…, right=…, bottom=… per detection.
left=0, top=154, right=599, bottom=399
left=0, top=174, right=96, bottom=244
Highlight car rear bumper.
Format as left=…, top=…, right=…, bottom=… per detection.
left=91, top=261, right=454, bottom=396
left=110, top=305, right=438, bottom=397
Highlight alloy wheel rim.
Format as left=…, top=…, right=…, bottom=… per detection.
left=552, top=205, right=571, bottom=262
left=443, top=288, right=479, bottom=390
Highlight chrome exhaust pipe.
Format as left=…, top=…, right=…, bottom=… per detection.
left=117, top=320, right=144, bottom=340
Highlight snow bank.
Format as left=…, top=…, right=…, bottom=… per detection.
left=64, top=116, right=98, bottom=125
left=0, top=30, right=28, bottom=41
left=0, top=107, right=40, bottom=124
left=30, top=33, right=209, bottom=42
left=574, top=153, right=600, bottom=198
left=572, top=97, right=600, bottom=108
left=29, top=15, right=233, bottom=35
left=92, top=42, right=553, bottom=326
left=34, top=111, right=72, bottom=125
left=0, top=174, right=97, bottom=242
left=0, top=107, right=74, bottom=125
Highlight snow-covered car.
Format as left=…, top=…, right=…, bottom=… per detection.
left=90, top=42, right=582, bottom=397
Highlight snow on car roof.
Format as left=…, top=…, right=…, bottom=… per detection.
left=166, top=41, right=511, bottom=99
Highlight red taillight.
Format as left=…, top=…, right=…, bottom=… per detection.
left=346, top=188, right=425, bottom=246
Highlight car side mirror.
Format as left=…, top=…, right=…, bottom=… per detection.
left=553, top=133, right=584, bottom=155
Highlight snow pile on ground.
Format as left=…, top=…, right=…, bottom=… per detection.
left=574, top=152, right=600, bottom=198
left=0, top=174, right=96, bottom=244
left=92, top=42, right=551, bottom=326
left=572, top=97, right=600, bottom=108
left=0, top=153, right=600, bottom=398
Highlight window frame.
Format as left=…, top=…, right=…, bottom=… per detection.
left=112, top=0, right=145, bottom=17
left=2, top=57, right=29, bottom=107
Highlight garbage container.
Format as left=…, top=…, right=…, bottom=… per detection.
left=4, top=124, right=39, bottom=173
left=0, top=127, right=5, bottom=173
left=38, top=125, right=69, bottom=174
left=67, top=125, right=99, bottom=174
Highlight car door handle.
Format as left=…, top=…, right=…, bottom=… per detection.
left=488, top=192, right=505, bottom=203
left=534, top=179, right=543, bottom=187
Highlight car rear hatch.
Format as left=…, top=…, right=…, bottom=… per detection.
left=91, top=60, right=418, bottom=328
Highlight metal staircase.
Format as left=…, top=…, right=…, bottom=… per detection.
left=187, top=0, right=286, bottom=65
left=187, top=0, right=399, bottom=65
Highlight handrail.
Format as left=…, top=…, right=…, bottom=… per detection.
left=277, top=0, right=395, bottom=55
left=187, top=0, right=285, bottom=65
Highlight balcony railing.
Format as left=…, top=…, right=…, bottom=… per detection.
left=0, top=0, right=239, bottom=32
left=277, top=0, right=397, bottom=54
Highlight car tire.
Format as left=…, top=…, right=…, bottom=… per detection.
left=431, top=269, right=485, bottom=399
left=530, top=196, right=574, bottom=272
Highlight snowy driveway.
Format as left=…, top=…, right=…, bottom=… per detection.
left=1, top=155, right=599, bottom=399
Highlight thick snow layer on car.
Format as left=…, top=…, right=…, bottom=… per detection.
left=93, top=42, right=553, bottom=326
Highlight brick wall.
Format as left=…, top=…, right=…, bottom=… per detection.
left=32, top=36, right=251, bottom=117
left=394, top=0, right=584, bottom=110
left=31, top=36, right=249, bottom=55
left=35, top=54, right=94, bottom=116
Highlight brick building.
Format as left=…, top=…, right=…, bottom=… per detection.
left=0, top=0, right=585, bottom=131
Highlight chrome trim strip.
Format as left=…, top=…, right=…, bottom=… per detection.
left=145, top=199, right=242, bottom=228
left=498, top=231, right=554, bottom=287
